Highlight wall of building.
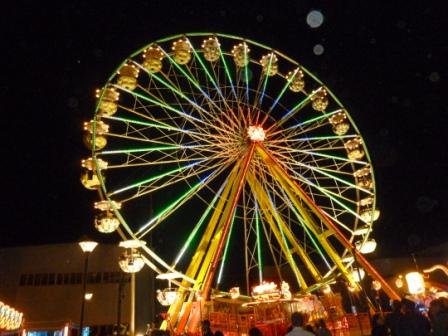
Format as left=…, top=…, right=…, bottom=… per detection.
left=0, top=243, right=149, bottom=332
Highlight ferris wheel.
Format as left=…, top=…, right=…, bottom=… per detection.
left=81, top=33, right=399, bottom=332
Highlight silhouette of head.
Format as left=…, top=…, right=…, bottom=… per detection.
left=291, top=312, right=305, bottom=327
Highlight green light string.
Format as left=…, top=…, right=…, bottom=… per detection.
left=216, top=208, right=237, bottom=285
left=172, top=183, right=224, bottom=266
left=280, top=188, right=332, bottom=270
left=110, top=159, right=204, bottom=196
left=255, top=200, right=263, bottom=283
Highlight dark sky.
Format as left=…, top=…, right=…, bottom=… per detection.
left=1, top=1, right=447, bottom=259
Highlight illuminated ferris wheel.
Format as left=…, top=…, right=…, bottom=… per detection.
left=81, top=33, right=398, bottom=333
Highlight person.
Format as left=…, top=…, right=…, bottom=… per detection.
left=304, top=324, right=315, bottom=335
left=371, top=313, right=388, bottom=336
left=286, top=312, right=314, bottom=336
left=248, top=327, right=263, bottom=336
left=397, top=298, right=431, bottom=336
left=385, top=299, right=402, bottom=336
left=428, top=298, right=448, bottom=336
left=201, top=320, right=214, bottom=336
left=315, top=319, right=331, bottom=336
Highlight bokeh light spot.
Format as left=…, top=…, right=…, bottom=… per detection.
left=306, top=10, right=324, bottom=28
left=313, top=44, right=325, bottom=55
left=429, top=71, right=440, bottom=82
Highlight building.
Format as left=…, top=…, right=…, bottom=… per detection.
left=0, top=243, right=155, bottom=336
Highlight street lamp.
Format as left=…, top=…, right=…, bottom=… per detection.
left=79, top=240, right=98, bottom=336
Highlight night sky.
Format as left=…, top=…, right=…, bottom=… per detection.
left=1, top=1, right=447, bottom=259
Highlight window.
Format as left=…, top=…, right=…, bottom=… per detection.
left=19, top=274, right=27, bottom=286
left=48, top=273, right=55, bottom=285
left=56, top=273, right=63, bottom=285
left=70, top=273, right=77, bottom=284
left=112, top=272, right=122, bottom=283
left=34, top=274, right=42, bottom=286
left=41, top=273, right=49, bottom=285
left=63, top=273, right=70, bottom=284
left=26, top=274, right=34, bottom=286
left=88, top=272, right=102, bottom=284
left=75, top=273, right=82, bottom=284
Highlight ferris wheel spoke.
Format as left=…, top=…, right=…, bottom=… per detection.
left=233, top=72, right=251, bottom=130
left=268, top=96, right=313, bottom=132
left=216, top=208, right=237, bottom=285
left=292, top=171, right=366, bottom=224
left=103, top=114, right=194, bottom=135
left=281, top=122, right=333, bottom=146
left=219, top=58, right=248, bottom=132
left=240, top=194, right=264, bottom=285
left=105, top=132, right=177, bottom=146
left=106, top=105, right=184, bottom=132
left=286, top=134, right=357, bottom=142
left=136, top=162, right=233, bottom=239
left=131, top=63, right=233, bottom=136
left=100, top=147, right=223, bottom=169
left=279, top=155, right=354, bottom=178
left=108, top=159, right=206, bottom=196
left=247, top=171, right=310, bottom=288
left=269, top=147, right=370, bottom=194
left=254, top=200, right=263, bottom=282
left=280, top=154, right=355, bottom=178
left=257, top=147, right=359, bottom=288
left=157, top=44, right=214, bottom=99
left=119, top=157, right=233, bottom=204
left=260, top=69, right=302, bottom=126
left=99, top=144, right=199, bottom=155
left=137, top=82, right=231, bottom=137
left=101, top=141, right=231, bottom=161
left=254, top=54, right=274, bottom=111
left=140, top=246, right=196, bottom=286
left=164, top=61, right=237, bottom=135
left=150, top=48, right=236, bottom=134
left=104, top=158, right=204, bottom=170
left=291, top=159, right=372, bottom=195
left=105, top=115, right=236, bottom=152
left=268, top=145, right=368, bottom=165
left=189, top=46, right=241, bottom=130
left=243, top=53, right=251, bottom=106
left=172, top=182, right=226, bottom=267
left=319, top=208, right=356, bottom=235
left=269, top=109, right=340, bottom=138
left=279, top=188, right=333, bottom=271
left=112, top=83, right=209, bottom=128
left=259, top=214, right=284, bottom=281
left=220, top=47, right=249, bottom=131
left=218, top=46, right=238, bottom=102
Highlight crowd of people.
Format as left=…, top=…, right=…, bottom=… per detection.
left=201, top=312, right=332, bottom=336
left=199, top=297, right=448, bottom=336
left=371, top=297, right=448, bottom=336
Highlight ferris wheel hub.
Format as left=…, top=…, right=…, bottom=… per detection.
left=247, top=125, right=265, bottom=142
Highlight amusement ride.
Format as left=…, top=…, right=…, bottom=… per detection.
left=81, top=33, right=401, bottom=335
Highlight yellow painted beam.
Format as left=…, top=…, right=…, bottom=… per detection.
left=163, top=162, right=243, bottom=332
left=256, top=144, right=400, bottom=301
left=255, top=144, right=358, bottom=289
left=246, top=171, right=309, bottom=290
